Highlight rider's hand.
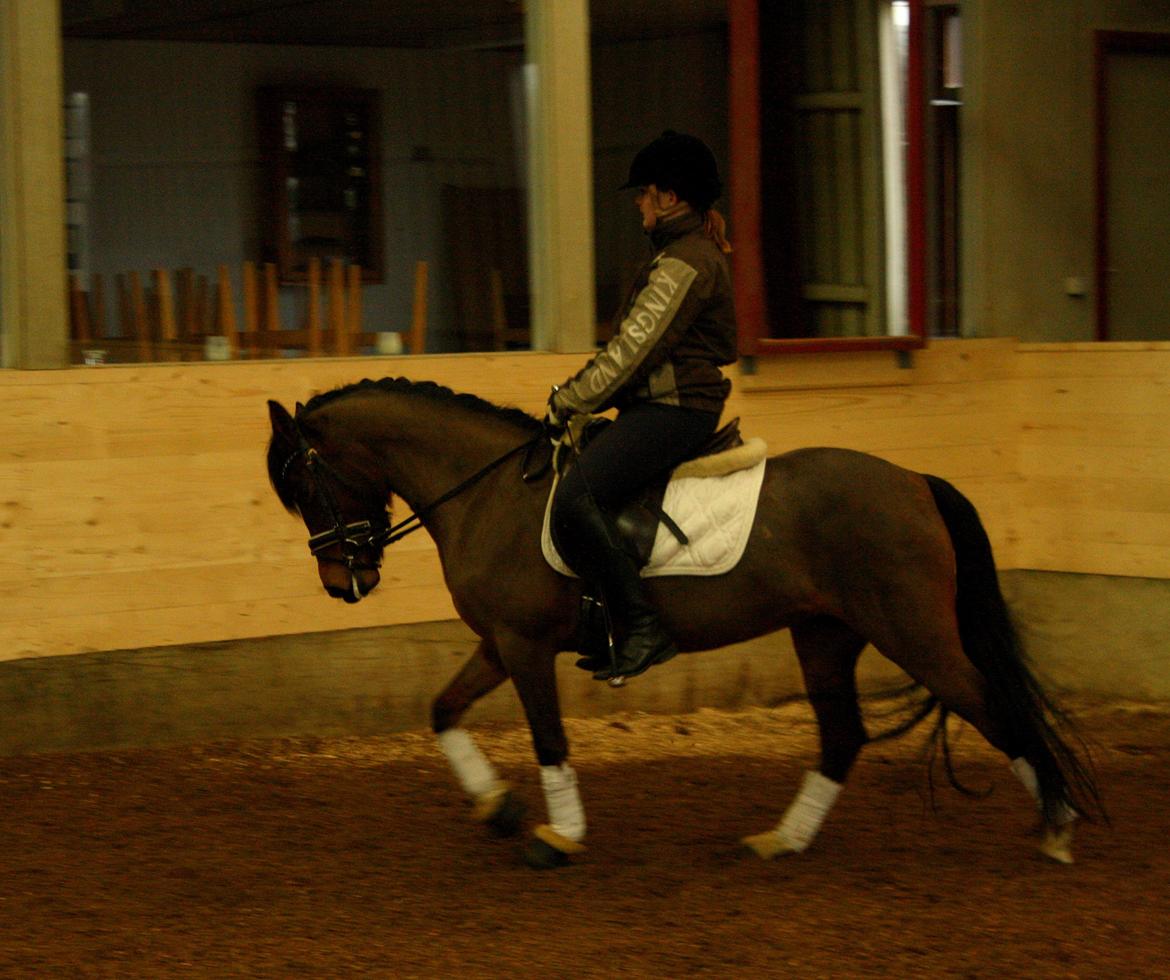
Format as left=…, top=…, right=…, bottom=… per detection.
left=545, top=387, right=567, bottom=439
left=544, top=405, right=566, bottom=440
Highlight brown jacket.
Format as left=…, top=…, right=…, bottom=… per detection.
left=552, top=211, right=737, bottom=418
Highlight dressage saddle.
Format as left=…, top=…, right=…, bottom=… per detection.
left=552, top=414, right=746, bottom=569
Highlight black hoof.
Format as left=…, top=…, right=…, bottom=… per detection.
left=522, top=837, right=572, bottom=870
left=484, top=790, right=526, bottom=838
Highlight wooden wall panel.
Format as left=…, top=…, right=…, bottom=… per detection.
left=3, top=340, right=1167, bottom=662
left=1014, top=344, right=1170, bottom=575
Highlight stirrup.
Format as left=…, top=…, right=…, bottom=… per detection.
left=594, top=633, right=677, bottom=685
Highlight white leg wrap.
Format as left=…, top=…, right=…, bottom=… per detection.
left=774, top=770, right=842, bottom=852
left=1011, top=757, right=1077, bottom=825
left=540, top=763, right=586, bottom=844
left=436, top=728, right=501, bottom=799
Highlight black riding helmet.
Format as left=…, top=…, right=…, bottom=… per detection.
left=620, top=130, right=722, bottom=212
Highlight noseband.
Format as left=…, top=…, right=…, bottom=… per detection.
left=285, top=441, right=391, bottom=571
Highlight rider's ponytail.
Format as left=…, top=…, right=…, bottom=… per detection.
left=704, top=209, right=732, bottom=254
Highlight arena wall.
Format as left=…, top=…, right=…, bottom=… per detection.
left=2, top=339, right=1168, bottom=752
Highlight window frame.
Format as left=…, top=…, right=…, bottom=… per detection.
left=728, top=0, right=927, bottom=362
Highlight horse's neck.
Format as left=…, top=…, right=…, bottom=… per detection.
left=340, top=395, right=531, bottom=528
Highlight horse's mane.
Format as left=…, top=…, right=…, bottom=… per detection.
left=302, top=377, right=542, bottom=434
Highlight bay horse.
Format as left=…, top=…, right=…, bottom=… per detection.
left=266, top=377, right=1102, bottom=869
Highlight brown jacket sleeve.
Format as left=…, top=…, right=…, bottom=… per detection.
left=552, top=255, right=703, bottom=416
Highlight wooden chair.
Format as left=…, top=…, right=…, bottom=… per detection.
left=71, top=257, right=429, bottom=363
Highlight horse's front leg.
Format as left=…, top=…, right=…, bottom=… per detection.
left=432, top=639, right=526, bottom=837
left=497, top=629, right=586, bottom=870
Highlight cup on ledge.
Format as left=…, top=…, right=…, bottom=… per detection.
left=204, top=335, right=232, bottom=361
left=376, top=331, right=404, bottom=355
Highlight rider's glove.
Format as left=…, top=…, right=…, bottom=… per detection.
left=544, top=404, right=566, bottom=440
left=545, top=386, right=568, bottom=439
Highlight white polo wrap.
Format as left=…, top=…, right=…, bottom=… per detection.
left=1011, top=756, right=1077, bottom=825
left=437, top=728, right=500, bottom=799
left=540, top=763, right=586, bottom=844
left=775, top=770, right=842, bottom=852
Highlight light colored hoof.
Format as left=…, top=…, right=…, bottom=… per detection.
left=741, top=830, right=799, bottom=860
left=470, top=785, right=521, bottom=832
left=1039, top=823, right=1075, bottom=865
left=522, top=825, right=586, bottom=870
left=471, top=784, right=508, bottom=822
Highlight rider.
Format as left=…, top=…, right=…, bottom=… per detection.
left=547, top=130, right=738, bottom=683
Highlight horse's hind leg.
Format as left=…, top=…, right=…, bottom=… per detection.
left=743, top=617, right=867, bottom=859
left=432, top=639, right=525, bottom=837
left=875, top=614, right=1079, bottom=863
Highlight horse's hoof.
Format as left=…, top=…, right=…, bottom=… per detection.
left=1038, top=823, right=1075, bottom=865
left=741, top=830, right=799, bottom=860
left=522, top=825, right=585, bottom=870
left=473, top=785, right=525, bottom=837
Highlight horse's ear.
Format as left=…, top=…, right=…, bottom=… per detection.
left=268, top=400, right=297, bottom=440
left=294, top=401, right=306, bottom=415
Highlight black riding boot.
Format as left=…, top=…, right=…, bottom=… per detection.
left=556, top=494, right=678, bottom=683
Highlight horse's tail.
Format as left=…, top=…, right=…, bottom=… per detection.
left=923, top=473, right=1106, bottom=825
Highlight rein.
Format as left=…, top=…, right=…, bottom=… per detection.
left=288, top=426, right=550, bottom=567
left=372, top=432, right=545, bottom=548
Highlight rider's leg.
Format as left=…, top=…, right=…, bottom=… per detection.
left=555, top=490, right=677, bottom=679
left=551, top=403, right=717, bottom=681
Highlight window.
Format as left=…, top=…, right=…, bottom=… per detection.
left=731, top=0, right=926, bottom=357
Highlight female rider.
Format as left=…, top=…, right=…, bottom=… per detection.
left=548, top=130, right=738, bottom=684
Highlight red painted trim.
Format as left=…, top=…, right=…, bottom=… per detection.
left=756, top=335, right=925, bottom=356
left=906, top=0, right=927, bottom=340
left=1094, top=32, right=1110, bottom=341
left=728, top=0, right=767, bottom=357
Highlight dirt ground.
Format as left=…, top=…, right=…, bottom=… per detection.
left=1, top=696, right=1167, bottom=978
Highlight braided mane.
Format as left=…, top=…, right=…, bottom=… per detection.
left=302, top=377, right=541, bottom=434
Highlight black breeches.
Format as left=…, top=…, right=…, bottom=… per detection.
left=551, top=403, right=719, bottom=523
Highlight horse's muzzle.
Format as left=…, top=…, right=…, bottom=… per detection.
left=319, top=561, right=380, bottom=602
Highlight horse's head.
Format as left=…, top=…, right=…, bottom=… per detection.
left=267, top=399, right=387, bottom=603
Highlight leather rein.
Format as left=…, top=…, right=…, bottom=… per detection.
left=284, top=425, right=550, bottom=570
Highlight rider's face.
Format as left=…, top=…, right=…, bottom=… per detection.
left=635, top=184, right=678, bottom=231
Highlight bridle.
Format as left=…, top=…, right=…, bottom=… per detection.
left=288, top=443, right=391, bottom=571
left=282, top=425, right=550, bottom=573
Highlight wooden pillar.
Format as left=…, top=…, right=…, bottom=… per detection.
left=523, top=0, right=595, bottom=353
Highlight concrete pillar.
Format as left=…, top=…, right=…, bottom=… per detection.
left=0, top=0, right=68, bottom=368
left=523, top=0, right=596, bottom=353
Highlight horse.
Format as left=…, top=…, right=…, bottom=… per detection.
left=265, top=376, right=1103, bottom=869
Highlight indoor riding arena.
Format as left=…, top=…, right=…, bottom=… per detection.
left=4, top=1, right=1170, bottom=977
left=3, top=343, right=1169, bottom=977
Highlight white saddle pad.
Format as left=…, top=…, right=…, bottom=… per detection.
left=541, top=455, right=768, bottom=579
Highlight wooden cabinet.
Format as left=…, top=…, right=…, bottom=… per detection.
left=258, top=86, right=383, bottom=283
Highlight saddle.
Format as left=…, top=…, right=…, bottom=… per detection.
left=552, top=415, right=751, bottom=570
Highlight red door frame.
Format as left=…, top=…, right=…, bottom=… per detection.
left=729, top=0, right=926, bottom=356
